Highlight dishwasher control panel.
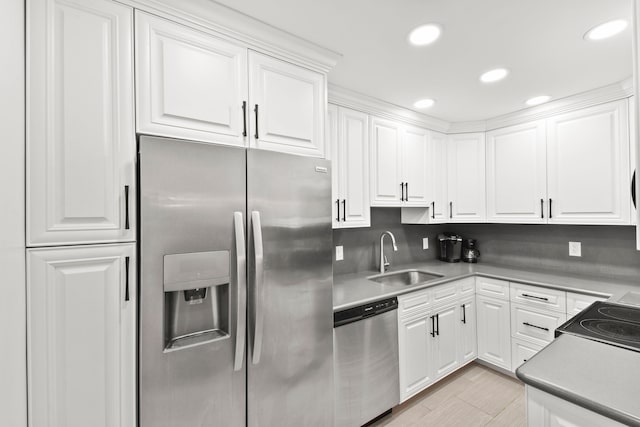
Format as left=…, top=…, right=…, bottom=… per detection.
left=334, top=297, right=398, bottom=327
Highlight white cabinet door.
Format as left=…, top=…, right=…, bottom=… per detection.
left=28, top=0, right=135, bottom=246
left=459, top=297, right=478, bottom=364
left=334, top=107, right=370, bottom=228
left=328, top=105, right=341, bottom=227
left=629, top=97, right=637, bottom=226
left=370, top=117, right=402, bottom=206
left=447, top=133, right=486, bottom=222
left=430, top=131, right=449, bottom=222
left=28, top=244, right=136, bottom=427
left=486, top=121, right=547, bottom=223
left=135, top=12, right=247, bottom=147
left=547, top=100, right=630, bottom=224
left=398, top=314, right=433, bottom=402
left=402, top=126, right=431, bottom=207
left=249, top=51, right=325, bottom=157
left=431, top=304, right=460, bottom=380
left=476, top=295, right=511, bottom=370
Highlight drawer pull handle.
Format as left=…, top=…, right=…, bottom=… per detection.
left=522, top=293, right=549, bottom=301
left=523, top=321, right=549, bottom=332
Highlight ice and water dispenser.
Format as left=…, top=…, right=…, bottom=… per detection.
left=163, top=251, right=230, bottom=351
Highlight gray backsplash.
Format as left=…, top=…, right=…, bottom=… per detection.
left=333, top=208, right=640, bottom=281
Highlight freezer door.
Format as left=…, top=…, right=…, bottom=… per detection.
left=139, top=136, right=246, bottom=427
left=247, top=150, right=334, bottom=427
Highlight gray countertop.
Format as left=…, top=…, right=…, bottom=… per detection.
left=333, top=260, right=639, bottom=311
left=516, top=334, right=640, bottom=426
left=333, top=260, right=640, bottom=425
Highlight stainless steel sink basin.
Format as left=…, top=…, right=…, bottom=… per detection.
left=368, top=269, right=444, bottom=286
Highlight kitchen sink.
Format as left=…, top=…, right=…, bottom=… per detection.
left=368, top=269, right=444, bottom=286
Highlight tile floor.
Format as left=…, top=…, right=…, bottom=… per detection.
left=370, top=362, right=525, bottom=427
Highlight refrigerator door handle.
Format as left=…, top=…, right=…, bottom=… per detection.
left=251, top=211, right=265, bottom=365
left=233, top=211, right=247, bottom=372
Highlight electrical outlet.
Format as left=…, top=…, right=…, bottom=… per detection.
left=423, top=237, right=429, bottom=250
left=569, top=241, right=581, bottom=257
left=336, top=245, right=344, bottom=261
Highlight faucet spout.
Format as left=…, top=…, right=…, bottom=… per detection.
left=379, top=231, right=398, bottom=273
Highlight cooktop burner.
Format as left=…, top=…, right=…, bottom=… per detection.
left=556, top=301, right=640, bottom=352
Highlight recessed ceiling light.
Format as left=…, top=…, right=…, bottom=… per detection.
left=584, top=19, right=628, bottom=41
left=480, top=68, right=509, bottom=83
left=525, top=95, right=551, bottom=106
left=413, top=98, right=435, bottom=109
left=408, top=24, right=441, bottom=46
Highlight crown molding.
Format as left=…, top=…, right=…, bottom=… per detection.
left=450, top=78, right=634, bottom=133
left=116, top=0, right=341, bottom=73
left=328, top=84, right=450, bottom=133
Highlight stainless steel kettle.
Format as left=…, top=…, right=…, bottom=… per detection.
left=462, top=239, right=480, bottom=263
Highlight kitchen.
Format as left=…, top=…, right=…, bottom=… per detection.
left=2, top=0, right=640, bottom=426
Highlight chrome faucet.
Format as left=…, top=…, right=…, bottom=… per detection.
left=379, top=231, right=398, bottom=273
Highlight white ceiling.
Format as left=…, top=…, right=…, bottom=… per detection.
left=213, top=0, right=633, bottom=123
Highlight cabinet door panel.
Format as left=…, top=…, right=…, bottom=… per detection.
left=249, top=51, right=325, bottom=157
left=135, top=12, right=247, bottom=146
left=447, top=133, right=486, bottom=222
left=28, top=244, right=136, bottom=427
left=398, top=315, right=433, bottom=401
left=370, top=118, right=402, bottom=205
left=28, top=0, right=135, bottom=246
left=486, top=121, right=547, bottom=223
left=328, top=105, right=340, bottom=228
left=341, top=108, right=370, bottom=227
left=402, top=126, right=431, bottom=206
left=476, top=295, right=511, bottom=370
left=547, top=100, right=630, bottom=224
left=432, top=305, right=460, bottom=379
left=460, top=298, right=477, bottom=364
left=430, top=132, right=448, bottom=222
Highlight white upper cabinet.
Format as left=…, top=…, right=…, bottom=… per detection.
left=546, top=100, right=630, bottom=224
left=486, top=121, right=547, bottom=223
left=447, top=133, right=486, bottom=222
left=330, top=105, right=370, bottom=228
left=370, top=118, right=431, bottom=207
left=370, top=117, right=402, bottom=205
left=28, top=244, right=136, bottom=427
left=249, top=51, right=326, bottom=157
left=28, top=0, right=135, bottom=246
left=430, top=131, right=449, bottom=222
left=629, top=97, right=637, bottom=226
left=135, top=12, right=248, bottom=147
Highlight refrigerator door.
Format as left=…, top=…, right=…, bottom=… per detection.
left=139, top=136, right=246, bottom=427
left=247, top=150, right=334, bottom=427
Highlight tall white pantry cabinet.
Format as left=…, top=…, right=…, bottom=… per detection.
left=27, top=0, right=137, bottom=426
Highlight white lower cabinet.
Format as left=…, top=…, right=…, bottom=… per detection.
left=566, top=292, right=606, bottom=319
left=511, top=339, right=543, bottom=372
left=28, top=244, right=136, bottom=427
left=526, top=386, right=626, bottom=427
left=476, top=294, right=512, bottom=370
left=460, top=296, right=478, bottom=363
left=431, top=303, right=460, bottom=380
left=398, top=313, right=434, bottom=400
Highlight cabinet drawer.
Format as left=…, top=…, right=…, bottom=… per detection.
left=398, top=289, right=430, bottom=316
left=431, top=282, right=460, bottom=307
left=510, top=283, right=566, bottom=313
left=476, top=277, right=509, bottom=300
left=566, top=292, right=606, bottom=319
left=511, top=339, right=544, bottom=372
left=458, top=277, right=476, bottom=295
left=511, top=304, right=566, bottom=346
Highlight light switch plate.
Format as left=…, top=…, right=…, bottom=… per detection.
left=569, top=241, right=581, bottom=257
left=423, top=237, right=429, bottom=250
left=336, top=245, right=344, bottom=261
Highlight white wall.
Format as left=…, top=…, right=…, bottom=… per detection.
left=0, top=0, right=27, bottom=426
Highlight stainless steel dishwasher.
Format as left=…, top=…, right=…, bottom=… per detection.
left=334, top=297, right=400, bottom=427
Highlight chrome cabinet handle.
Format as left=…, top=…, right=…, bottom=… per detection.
left=523, top=321, right=549, bottom=332
left=124, top=185, right=130, bottom=230
left=254, top=104, right=259, bottom=139
left=233, top=212, right=247, bottom=372
left=251, top=211, right=265, bottom=365
left=522, top=293, right=549, bottom=301
left=242, top=101, right=247, bottom=137
left=124, top=256, right=130, bottom=302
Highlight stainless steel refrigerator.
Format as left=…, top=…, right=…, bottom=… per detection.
left=138, top=135, right=334, bottom=427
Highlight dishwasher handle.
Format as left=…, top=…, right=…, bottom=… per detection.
left=334, top=297, right=398, bottom=327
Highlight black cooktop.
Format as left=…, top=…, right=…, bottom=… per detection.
left=556, top=301, right=640, bottom=352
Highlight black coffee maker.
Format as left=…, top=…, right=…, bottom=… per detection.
left=438, top=233, right=462, bottom=262
left=462, top=239, right=480, bottom=263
